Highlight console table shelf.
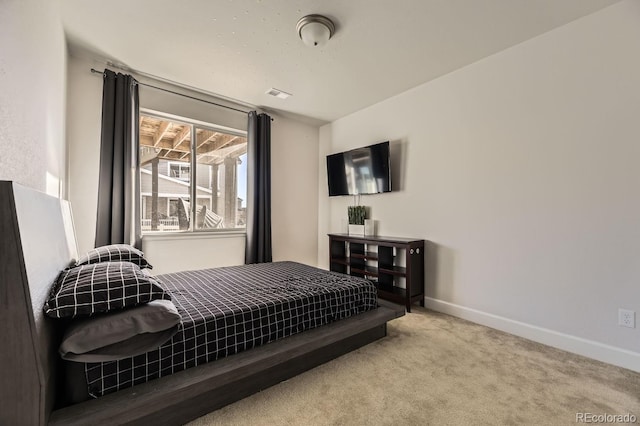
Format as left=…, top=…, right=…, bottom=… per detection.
left=328, top=233, right=425, bottom=312
left=351, top=251, right=379, bottom=260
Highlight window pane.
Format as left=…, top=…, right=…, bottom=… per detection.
left=139, top=116, right=192, bottom=232
left=194, top=127, right=247, bottom=230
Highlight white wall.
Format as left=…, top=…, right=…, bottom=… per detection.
left=66, top=56, right=102, bottom=253
left=271, top=114, right=319, bottom=266
left=0, top=0, right=67, bottom=197
left=318, top=0, right=640, bottom=370
left=66, top=55, right=320, bottom=270
left=141, top=233, right=247, bottom=275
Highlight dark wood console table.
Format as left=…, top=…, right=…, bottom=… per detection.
left=328, top=233, right=425, bottom=312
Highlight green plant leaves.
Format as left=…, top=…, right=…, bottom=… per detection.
left=348, top=206, right=366, bottom=225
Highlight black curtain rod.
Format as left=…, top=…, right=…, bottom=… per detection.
left=90, top=68, right=252, bottom=115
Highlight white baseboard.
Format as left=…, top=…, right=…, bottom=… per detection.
left=423, top=297, right=640, bottom=373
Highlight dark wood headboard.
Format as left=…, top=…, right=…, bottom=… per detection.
left=0, top=181, right=77, bottom=425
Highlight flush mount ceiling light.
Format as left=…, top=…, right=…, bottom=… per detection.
left=296, top=14, right=335, bottom=48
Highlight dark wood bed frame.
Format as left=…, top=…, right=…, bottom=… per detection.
left=0, top=181, right=404, bottom=426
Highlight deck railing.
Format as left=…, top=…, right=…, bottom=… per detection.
left=141, top=217, right=180, bottom=231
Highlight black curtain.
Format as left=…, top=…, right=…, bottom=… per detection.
left=245, top=111, right=272, bottom=264
left=94, top=69, right=141, bottom=248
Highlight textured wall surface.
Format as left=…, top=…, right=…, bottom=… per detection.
left=0, top=0, right=66, bottom=196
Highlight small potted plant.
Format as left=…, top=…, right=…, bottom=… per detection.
left=347, top=206, right=366, bottom=235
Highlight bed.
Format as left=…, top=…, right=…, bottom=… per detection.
left=0, top=181, right=404, bottom=425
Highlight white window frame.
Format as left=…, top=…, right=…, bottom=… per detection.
left=139, top=108, right=248, bottom=237
left=168, top=162, right=191, bottom=180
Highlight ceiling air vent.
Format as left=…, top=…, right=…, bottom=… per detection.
left=265, top=88, right=292, bottom=99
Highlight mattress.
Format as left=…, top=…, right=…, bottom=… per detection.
left=84, top=261, right=377, bottom=397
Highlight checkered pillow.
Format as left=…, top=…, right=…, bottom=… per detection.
left=76, top=244, right=153, bottom=269
left=44, top=262, right=170, bottom=319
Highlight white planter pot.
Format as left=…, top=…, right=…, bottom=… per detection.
left=364, top=219, right=375, bottom=236
left=348, top=224, right=365, bottom=236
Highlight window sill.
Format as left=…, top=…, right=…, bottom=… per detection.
left=142, top=230, right=246, bottom=242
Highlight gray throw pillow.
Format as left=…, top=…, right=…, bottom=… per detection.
left=59, top=299, right=181, bottom=362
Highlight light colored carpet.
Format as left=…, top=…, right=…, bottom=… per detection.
left=187, top=307, right=640, bottom=426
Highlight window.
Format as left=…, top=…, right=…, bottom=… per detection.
left=169, top=163, right=190, bottom=181
left=139, top=112, right=247, bottom=233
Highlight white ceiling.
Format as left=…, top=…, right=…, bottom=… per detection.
left=61, top=0, right=618, bottom=124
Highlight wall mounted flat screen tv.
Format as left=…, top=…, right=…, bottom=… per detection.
left=327, top=141, right=391, bottom=196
